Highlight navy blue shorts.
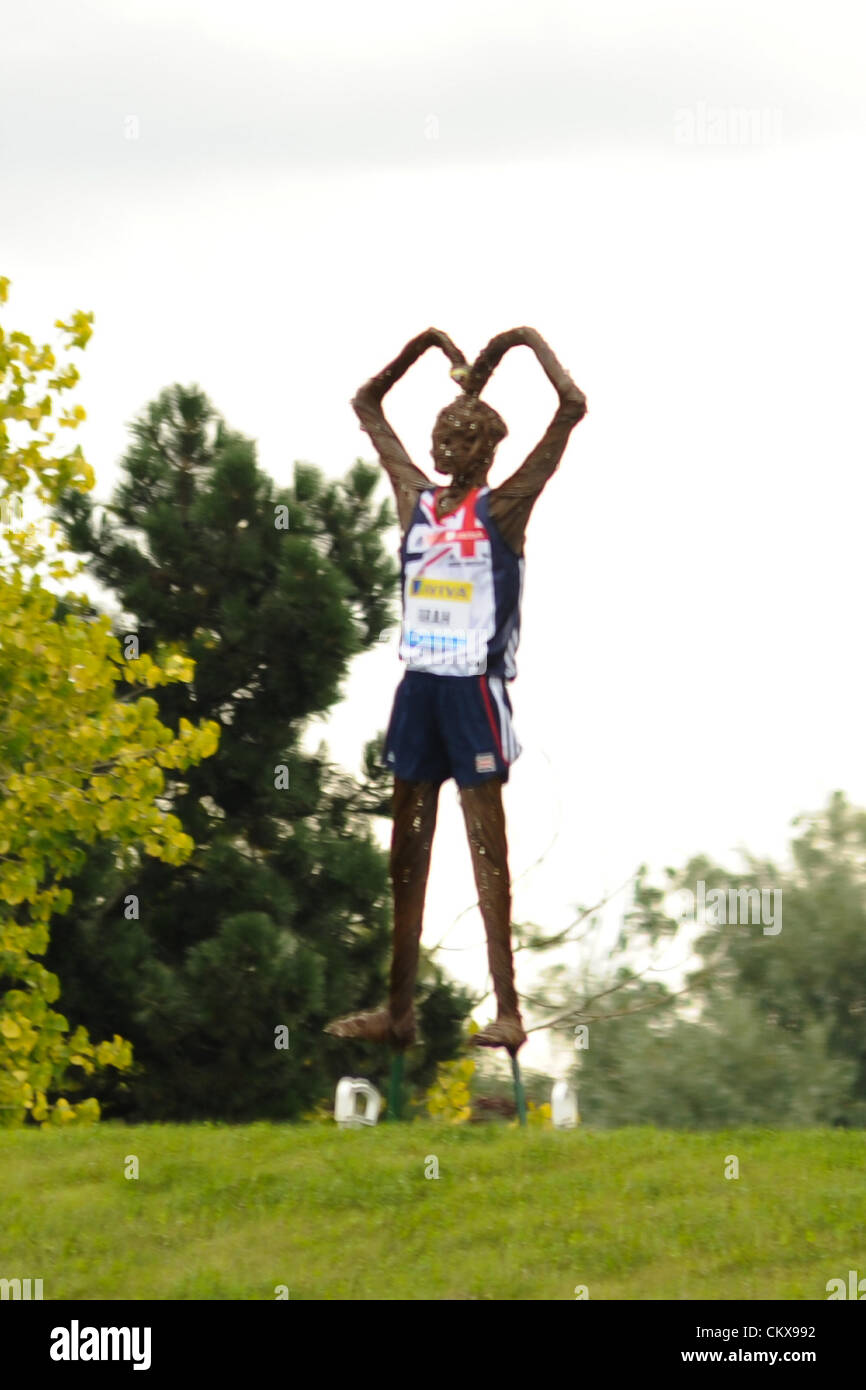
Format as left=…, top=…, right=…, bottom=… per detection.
left=382, top=670, right=522, bottom=788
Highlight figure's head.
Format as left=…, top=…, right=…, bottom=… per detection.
left=431, top=395, right=508, bottom=484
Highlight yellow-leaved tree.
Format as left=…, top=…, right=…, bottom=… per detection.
left=0, top=275, right=220, bottom=1126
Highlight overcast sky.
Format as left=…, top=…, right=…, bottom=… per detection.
left=3, top=0, right=865, bottom=1076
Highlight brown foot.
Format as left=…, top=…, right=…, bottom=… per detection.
left=471, top=1016, right=528, bottom=1052
left=324, top=1006, right=416, bottom=1048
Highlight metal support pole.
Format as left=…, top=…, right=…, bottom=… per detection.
left=510, top=1052, right=527, bottom=1127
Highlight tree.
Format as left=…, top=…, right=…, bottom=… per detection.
left=543, top=792, right=866, bottom=1128
left=0, top=278, right=219, bottom=1126
left=680, top=791, right=866, bottom=1125
left=46, top=385, right=473, bottom=1119
left=572, top=987, right=854, bottom=1128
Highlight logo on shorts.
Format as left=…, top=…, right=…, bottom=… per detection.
left=475, top=752, right=496, bottom=773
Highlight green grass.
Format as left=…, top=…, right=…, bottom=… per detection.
left=1, top=1123, right=864, bottom=1299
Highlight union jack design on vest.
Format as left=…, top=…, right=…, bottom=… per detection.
left=399, top=486, right=525, bottom=679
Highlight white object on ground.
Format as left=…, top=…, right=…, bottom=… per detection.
left=334, top=1077, right=382, bottom=1128
left=551, top=1080, right=579, bottom=1129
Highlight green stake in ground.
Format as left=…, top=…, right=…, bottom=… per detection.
left=511, top=1053, right=528, bottom=1127
left=325, top=327, right=588, bottom=1064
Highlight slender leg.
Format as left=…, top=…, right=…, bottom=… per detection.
left=387, top=777, right=440, bottom=1040
left=324, top=777, right=440, bottom=1048
left=458, top=777, right=527, bottom=1052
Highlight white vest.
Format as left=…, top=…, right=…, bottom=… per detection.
left=399, top=486, right=523, bottom=678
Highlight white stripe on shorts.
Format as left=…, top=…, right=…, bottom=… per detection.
left=488, top=675, right=522, bottom=764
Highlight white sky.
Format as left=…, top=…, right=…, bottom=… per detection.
left=3, top=0, right=865, bottom=1076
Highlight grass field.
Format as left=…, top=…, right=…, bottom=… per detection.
left=1, top=1122, right=864, bottom=1300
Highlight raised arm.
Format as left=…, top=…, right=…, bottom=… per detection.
left=482, top=327, right=587, bottom=554
left=352, top=328, right=468, bottom=533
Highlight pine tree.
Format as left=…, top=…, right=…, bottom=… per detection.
left=47, top=385, right=472, bottom=1119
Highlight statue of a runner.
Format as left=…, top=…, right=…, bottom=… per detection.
left=325, top=327, right=587, bottom=1055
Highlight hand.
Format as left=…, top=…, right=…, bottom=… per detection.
left=514, top=328, right=585, bottom=412
left=354, top=329, right=469, bottom=408
left=418, top=327, right=468, bottom=372
left=466, top=326, right=574, bottom=400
